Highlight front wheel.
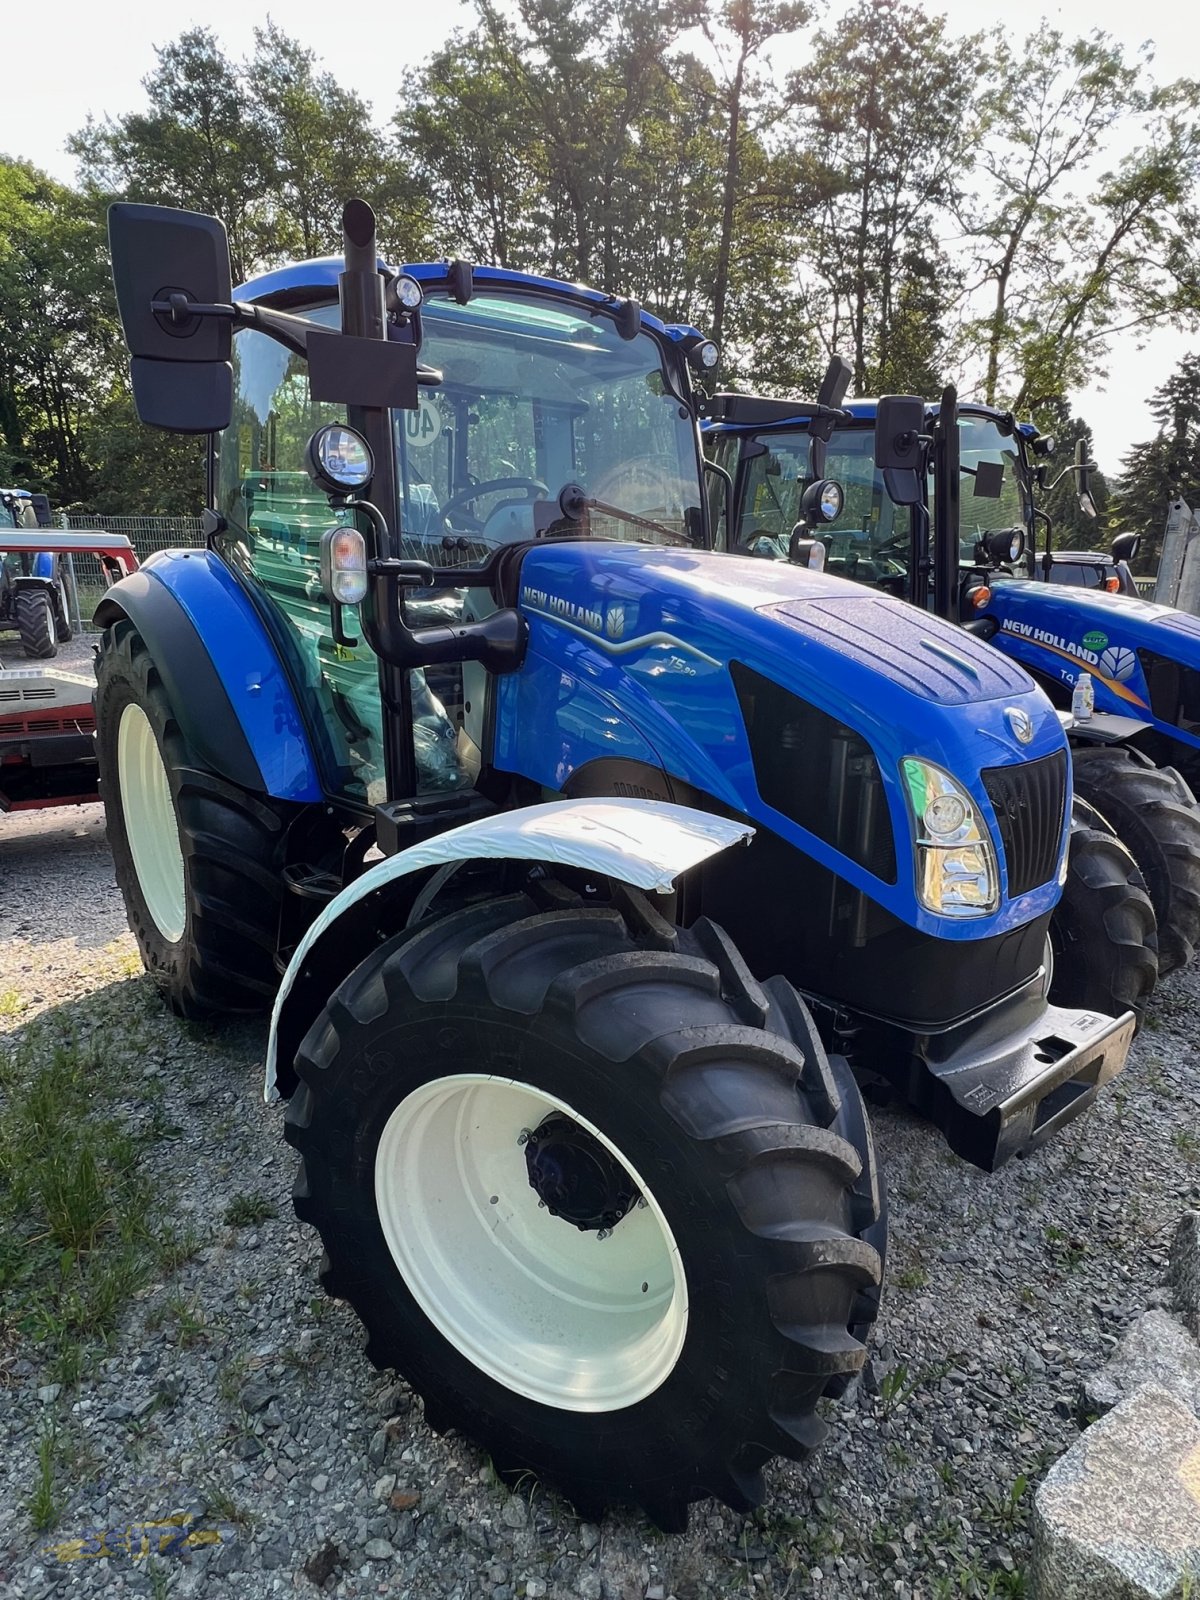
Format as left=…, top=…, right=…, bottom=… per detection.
left=1071, top=746, right=1200, bottom=974
left=286, top=893, right=884, bottom=1528
left=93, top=618, right=295, bottom=1017
left=1048, top=796, right=1158, bottom=1027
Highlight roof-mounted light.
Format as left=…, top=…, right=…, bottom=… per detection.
left=688, top=339, right=720, bottom=372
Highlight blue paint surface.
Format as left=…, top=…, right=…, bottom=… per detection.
left=495, top=543, right=1068, bottom=940
left=133, top=551, right=322, bottom=801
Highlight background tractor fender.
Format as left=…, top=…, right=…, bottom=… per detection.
left=265, top=798, right=754, bottom=1101
left=94, top=552, right=321, bottom=802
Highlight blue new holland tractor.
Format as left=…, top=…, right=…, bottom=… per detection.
left=1, top=487, right=74, bottom=658
left=99, top=201, right=1133, bottom=1527
left=706, top=382, right=1200, bottom=982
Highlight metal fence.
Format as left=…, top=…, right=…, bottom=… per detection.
left=60, top=514, right=206, bottom=631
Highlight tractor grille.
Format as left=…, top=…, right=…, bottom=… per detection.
left=981, top=750, right=1067, bottom=899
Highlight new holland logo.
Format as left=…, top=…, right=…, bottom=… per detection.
left=605, top=604, right=626, bottom=640
left=1005, top=707, right=1035, bottom=745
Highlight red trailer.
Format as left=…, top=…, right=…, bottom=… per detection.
left=0, top=530, right=138, bottom=812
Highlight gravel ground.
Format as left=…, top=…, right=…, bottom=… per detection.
left=1, top=773, right=1198, bottom=1600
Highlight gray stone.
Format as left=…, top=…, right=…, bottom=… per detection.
left=239, top=1378, right=276, bottom=1414
left=36, top=1385, right=61, bottom=1405
left=501, top=1496, right=528, bottom=1529
left=368, top=1429, right=388, bottom=1467
left=1031, top=1383, right=1200, bottom=1599
left=364, top=1538, right=394, bottom=1561
left=1084, top=1310, right=1200, bottom=1418
left=311, top=1474, right=329, bottom=1494
left=1170, top=1212, right=1200, bottom=1341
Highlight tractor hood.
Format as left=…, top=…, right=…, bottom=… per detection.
left=495, top=543, right=1068, bottom=940
left=984, top=578, right=1200, bottom=718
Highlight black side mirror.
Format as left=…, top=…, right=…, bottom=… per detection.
left=875, top=395, right=925, bottom=506
left=108, top=202, right=234, bottom=433
left=1111, top=531, right=1141, bottom=563
left=816, top=355, right=853, bottom=411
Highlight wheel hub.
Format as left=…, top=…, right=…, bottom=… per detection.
left=523, top=1114, right=641, bottom=1232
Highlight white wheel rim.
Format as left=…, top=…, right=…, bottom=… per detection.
left=375, top=1074, right=689, bottom=1411
left=117, top=703, right=186, bottom=943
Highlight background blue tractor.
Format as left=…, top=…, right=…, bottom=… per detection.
left=98, top=200, right=1133, bottom=1527
left=0, top=488, right=74, bottom=658
left=706, top=383, right=1200, bottom=979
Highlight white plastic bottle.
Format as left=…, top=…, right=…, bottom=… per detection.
left=1071, top=670, right=1095, bottom=721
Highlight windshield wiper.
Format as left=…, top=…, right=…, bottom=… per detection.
left=553, top=482, right=691, bottom=547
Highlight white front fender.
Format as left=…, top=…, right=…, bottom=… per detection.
left=265, top=798, right=753, bottom=1100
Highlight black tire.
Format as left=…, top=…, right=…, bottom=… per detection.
left=1071, top=746, right=1200, bottom=974
left=286, top=894, right=885, bottom=1529
left=93, top=618, right=294, bottom=1018
left=55, top=577, right=73, bottom=642
left=16, top=587, right=56, bottom=659
left=1048, top=796, right=1158, bottom=1027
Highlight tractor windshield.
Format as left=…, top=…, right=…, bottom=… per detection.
left=954, top=414, right=1028, bottom=560
left=724, top=427, right=914, bottom=598
left=397, top=290, right=703, bottom=555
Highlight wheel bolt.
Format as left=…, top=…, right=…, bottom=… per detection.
left=517, top=1128, right=532, bottom=1146
left=596, top=1228, right=612, bottom=1242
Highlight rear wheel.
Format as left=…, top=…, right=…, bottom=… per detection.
left=286, top=893, right=884, bottom=1528
left=16, top=588, right=56, bottom=659
left=1071, top=746, right=1200, bottom=973
left=1048, top=797, right=1158, bottom=1027
left=94, top=618, right=294, bottom=1017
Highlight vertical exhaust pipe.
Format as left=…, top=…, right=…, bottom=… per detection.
left=337, top=199, right=416, bottom=799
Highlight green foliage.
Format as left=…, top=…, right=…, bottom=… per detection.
left=1113, top=353, right=1200, bottom=566
left=2, top=1, right=1199, bottom=514
left=789, top=0, right=978, bottom=393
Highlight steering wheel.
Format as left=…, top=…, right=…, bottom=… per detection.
left=440, top=477, right=548, bottom=532
left=737, top=529, right=786, bottom=559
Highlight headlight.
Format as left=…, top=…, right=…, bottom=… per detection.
left=306, top=423, right=374, bottom=494
left=901, top=757, right=999, bottom=917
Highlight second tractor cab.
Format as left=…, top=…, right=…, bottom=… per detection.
left=706, top=386, right=1200, bottom=978
left=99, top=199, right=1133, bottom=1527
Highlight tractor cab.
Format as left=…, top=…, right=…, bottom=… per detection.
left=217, top=261, right=709, bottom=808
left=705, top=392, right=1033, bottom=617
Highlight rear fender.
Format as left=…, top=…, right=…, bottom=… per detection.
left=94, top=551, right=321, bottom=801
left=265, top=798, right=753, bottom=1100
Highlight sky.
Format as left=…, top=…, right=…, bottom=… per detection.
left=3, top=0, right=1196, bottom=479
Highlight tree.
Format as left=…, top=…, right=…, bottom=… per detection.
left=70, top=28, right=270, bottom=283
left=1113, top=355, right=1200, bottom=569
left=698, top=0, right=812, bottom=349
left=789, top=0, right=978, bottom=394
left=964, top=32, right=1200, bottom=413
left=0, top=160, right=118, bottom=501
left=397, top=30, right=549, bottom=268
left=247, top=23, right=430, bottom=264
